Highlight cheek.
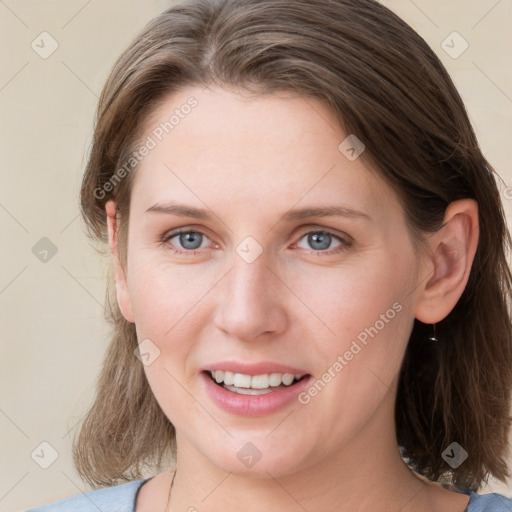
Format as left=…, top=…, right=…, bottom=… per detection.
left=297, top=247, right=416, bottom=397
left=344, top=260, right=413, bottom=362
left=290, top=250, right=413, bottom=344
left=126, top=252, right=222, bottom=344
left=297, top=271, right=414, bottom=439
left=127, top=258, right=212, bottom=417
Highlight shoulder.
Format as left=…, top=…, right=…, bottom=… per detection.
left=25, top=479, right=149, bottom=512
left=466, top=491, right=512, bottom=512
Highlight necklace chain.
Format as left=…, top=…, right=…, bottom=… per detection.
left=164, top=469, right=177, bottom=512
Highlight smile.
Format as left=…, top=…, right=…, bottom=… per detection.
left=202, top=370, right=312, bottom=415
left=209, top=369, right=307, bottom=394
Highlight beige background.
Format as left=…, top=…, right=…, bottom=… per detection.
left=0, top=0, right=511, bottom=510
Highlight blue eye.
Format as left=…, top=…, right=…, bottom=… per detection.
left=165, top=230, right=210, bottom=253
left=296, top=230, right=349, bottom=254
left=162, top=228, right=351, bottom=256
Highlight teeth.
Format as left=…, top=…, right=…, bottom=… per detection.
left=223, top=385, right=274, bottom=395
left=210, top=370, right=305, bottom=389
left=233, top=373, right=251, bottom=388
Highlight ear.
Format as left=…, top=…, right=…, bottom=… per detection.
left=106, top=200, right=135, bottom=323
left=414, top=198, right=479, bottom=324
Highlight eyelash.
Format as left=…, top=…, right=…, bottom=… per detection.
left=160, top=228, right=352, bottom=256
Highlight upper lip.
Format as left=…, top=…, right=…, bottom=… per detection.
left=202, top=361, right=310, bottom=376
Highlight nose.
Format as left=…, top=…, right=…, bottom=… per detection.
left=213, top=252, right=288, bottom=342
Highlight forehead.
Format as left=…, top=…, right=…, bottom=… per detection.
left=129, top=86, right=402, bottom=226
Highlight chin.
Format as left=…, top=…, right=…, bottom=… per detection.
left=204, top=441, right=310, bottom=479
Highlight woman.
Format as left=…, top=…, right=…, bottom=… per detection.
left=28, top=0, right=512, bottom=510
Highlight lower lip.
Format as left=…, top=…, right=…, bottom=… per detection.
left=201, top=371, right=312, bottom=416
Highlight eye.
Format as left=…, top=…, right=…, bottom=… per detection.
left=295, top=230, right=351, bottom=255
left=161, top=228, right=351, bottom=256
left=163, top=230, right=212, bottom=254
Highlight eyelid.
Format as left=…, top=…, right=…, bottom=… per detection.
left=294, top=224, right=353, bottom=242
left=161, top=225, right=214, bottom=242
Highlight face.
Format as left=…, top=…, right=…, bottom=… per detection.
left=111, top=86, right=425, bottom=478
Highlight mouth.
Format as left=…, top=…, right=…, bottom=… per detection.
left=204, top=370, right=310, bottom=395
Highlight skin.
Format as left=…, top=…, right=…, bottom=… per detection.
left=106, top=86, right=479, bottom=512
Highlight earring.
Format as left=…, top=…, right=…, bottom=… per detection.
left=427, top=323, right=438, bottom=342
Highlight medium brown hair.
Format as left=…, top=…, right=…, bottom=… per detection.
left=75, top=0, right=512, bottom=491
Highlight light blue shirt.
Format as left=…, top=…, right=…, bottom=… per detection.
left=26, top=478, right=512, bottom=511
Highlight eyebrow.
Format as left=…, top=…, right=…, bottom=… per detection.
left=146, top=202, right=373, bottom=223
